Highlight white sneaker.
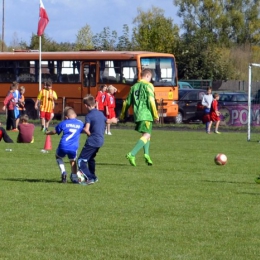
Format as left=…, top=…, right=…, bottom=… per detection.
left=107, top=132, right=112, bottom=135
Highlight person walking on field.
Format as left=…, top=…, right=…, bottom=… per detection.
left=202, top=87, right=213, bottom=134
left=35, top=80, right=57, bottom=132
left=208, top=93, right=221, bottom=134
left=119, top=68, right=159, bottom=167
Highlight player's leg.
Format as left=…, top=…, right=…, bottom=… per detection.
left=55, top=148, right=67, bottom=183
left=45, top=112, right=52, bottom=132
left=77, top=145, right=98, bottom=184
left=10, top=110, right=17, bottom=131
left=215, top=120, right=221, bottom=134
left=67, top=150, right=80, bottom=184
left=207, top=120, right=212, bottom=134
left=87, top=148, right=99, bottom=182
left=0, top=127, right=13, bottom=143
left=107, top=109, right=115, bottom=135
left=143, top=137, right=153, bottom=166
left=40, top=111, right=46, bottom=131
left=126, top=121, right=152, bottom=166
left=106, top=123, right=111, bottom=135
left=204, top=108, right=210, bottom=133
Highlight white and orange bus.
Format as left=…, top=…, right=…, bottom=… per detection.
left=0, top=50, right=178, bottom=120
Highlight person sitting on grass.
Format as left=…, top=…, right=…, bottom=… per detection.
left=17, top=114, right=35, bottom=143
left=0, top=122, right=13, bottom=143
left=45, top=107, right=84, bottom=184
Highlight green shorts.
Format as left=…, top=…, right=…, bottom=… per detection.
left=135, top=121, right=153, bottom=134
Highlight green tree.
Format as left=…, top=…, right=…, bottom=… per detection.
left=117, top=24, right=132, bottom=51
left=176, top=33, right=234, bottom=80
left=28, top=34, right=75, bottom=51
left=132, top=6, right=179, bottom=52
left=92, top=27, right=118, bottom=50
left=75, top=24, right=94, bottom=50
left=174, top=0, right=260, bottom=46
left=29, top=33, right=60, bottom=51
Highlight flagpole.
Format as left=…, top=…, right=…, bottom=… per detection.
left=39, top=36, right=41, bottom=91
left=37, top=0, right=49, bottom=91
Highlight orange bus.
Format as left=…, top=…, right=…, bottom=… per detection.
left=0, top=50, right=178, bottom=120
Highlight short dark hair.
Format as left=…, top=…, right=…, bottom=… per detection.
left=46, top=79, right=52, bottom=86
left=83, top=94, right=95, bottom=106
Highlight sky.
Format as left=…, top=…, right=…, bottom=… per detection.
left=2, top=0, right=181, bottom=46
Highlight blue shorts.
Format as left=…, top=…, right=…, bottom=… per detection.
left=56, top=147, right=77, bottom=161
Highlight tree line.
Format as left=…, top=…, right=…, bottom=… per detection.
left=2, top=1, right=260, bottom=82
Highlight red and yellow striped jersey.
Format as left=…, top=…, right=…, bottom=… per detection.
left=37, top=89, right=57, bottom=113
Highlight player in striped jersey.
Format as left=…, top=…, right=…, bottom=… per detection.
left=35, top=80, right=57, bottom=132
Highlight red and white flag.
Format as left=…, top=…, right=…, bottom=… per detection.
left=37, top=0, right=49, bottom=36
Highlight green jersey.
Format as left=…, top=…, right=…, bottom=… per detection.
left=120, top=79, right=159, bottom=122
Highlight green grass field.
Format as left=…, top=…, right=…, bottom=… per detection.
left=1, top=126, right=260, bottom=260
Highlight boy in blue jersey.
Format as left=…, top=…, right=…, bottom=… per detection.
left=46, top=107, right=84, bottom=183
left=77, top=95, right=118, bottom=185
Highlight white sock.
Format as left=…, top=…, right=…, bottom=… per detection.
left=56, top=158, right=65, bottom=174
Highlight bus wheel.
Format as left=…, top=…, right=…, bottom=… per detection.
left=173, top=112, right=183, bottom=124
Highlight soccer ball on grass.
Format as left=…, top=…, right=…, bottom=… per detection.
left=214, top=153, right=227, bottom=166
left=76, top=170, right=86, bottom=183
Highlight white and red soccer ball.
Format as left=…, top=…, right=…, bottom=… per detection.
left=214, top=153, right=227, bottom=165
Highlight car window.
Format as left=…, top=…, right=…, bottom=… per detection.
left=236, top=94, right=247, bottom=102
left=182, top=84, right=192, bottom=89
left=179, top=90, right=186, bottom=99
left=183, top=91, right=197, bottom=100
left=220, top=94, right=231, bottom=101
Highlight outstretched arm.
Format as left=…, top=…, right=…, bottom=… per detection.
left=106, top=118, right=119, bottom=124
left=45, top=130, right=57, bottom=135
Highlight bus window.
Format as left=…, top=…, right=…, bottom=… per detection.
left=0, top=61, right=16, bottom=82
left=99, top=60, right=137, bottom=84
left=140, top=57, right=177, bottom=86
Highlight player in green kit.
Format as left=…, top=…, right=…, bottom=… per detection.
left=119, top=68, right=159, bottom=166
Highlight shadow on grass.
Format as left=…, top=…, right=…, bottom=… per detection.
left=237, top=191, right=260, bottom=196
left=202, top=180, right=256, bottom=185
left=96, top=163, right=127, bottom=166
left=1, top=177, right=60, bottom=183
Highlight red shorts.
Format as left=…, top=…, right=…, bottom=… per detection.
left=106, top=108, right=116, bottom=119
left=210, top=113, right=220, bottom=122
left=40, top=111, right=52, bottom=121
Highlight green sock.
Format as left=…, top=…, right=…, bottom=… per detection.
left=143, top=140, right=150, bottom=155
left=131, top=137, right=147, bottom=156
